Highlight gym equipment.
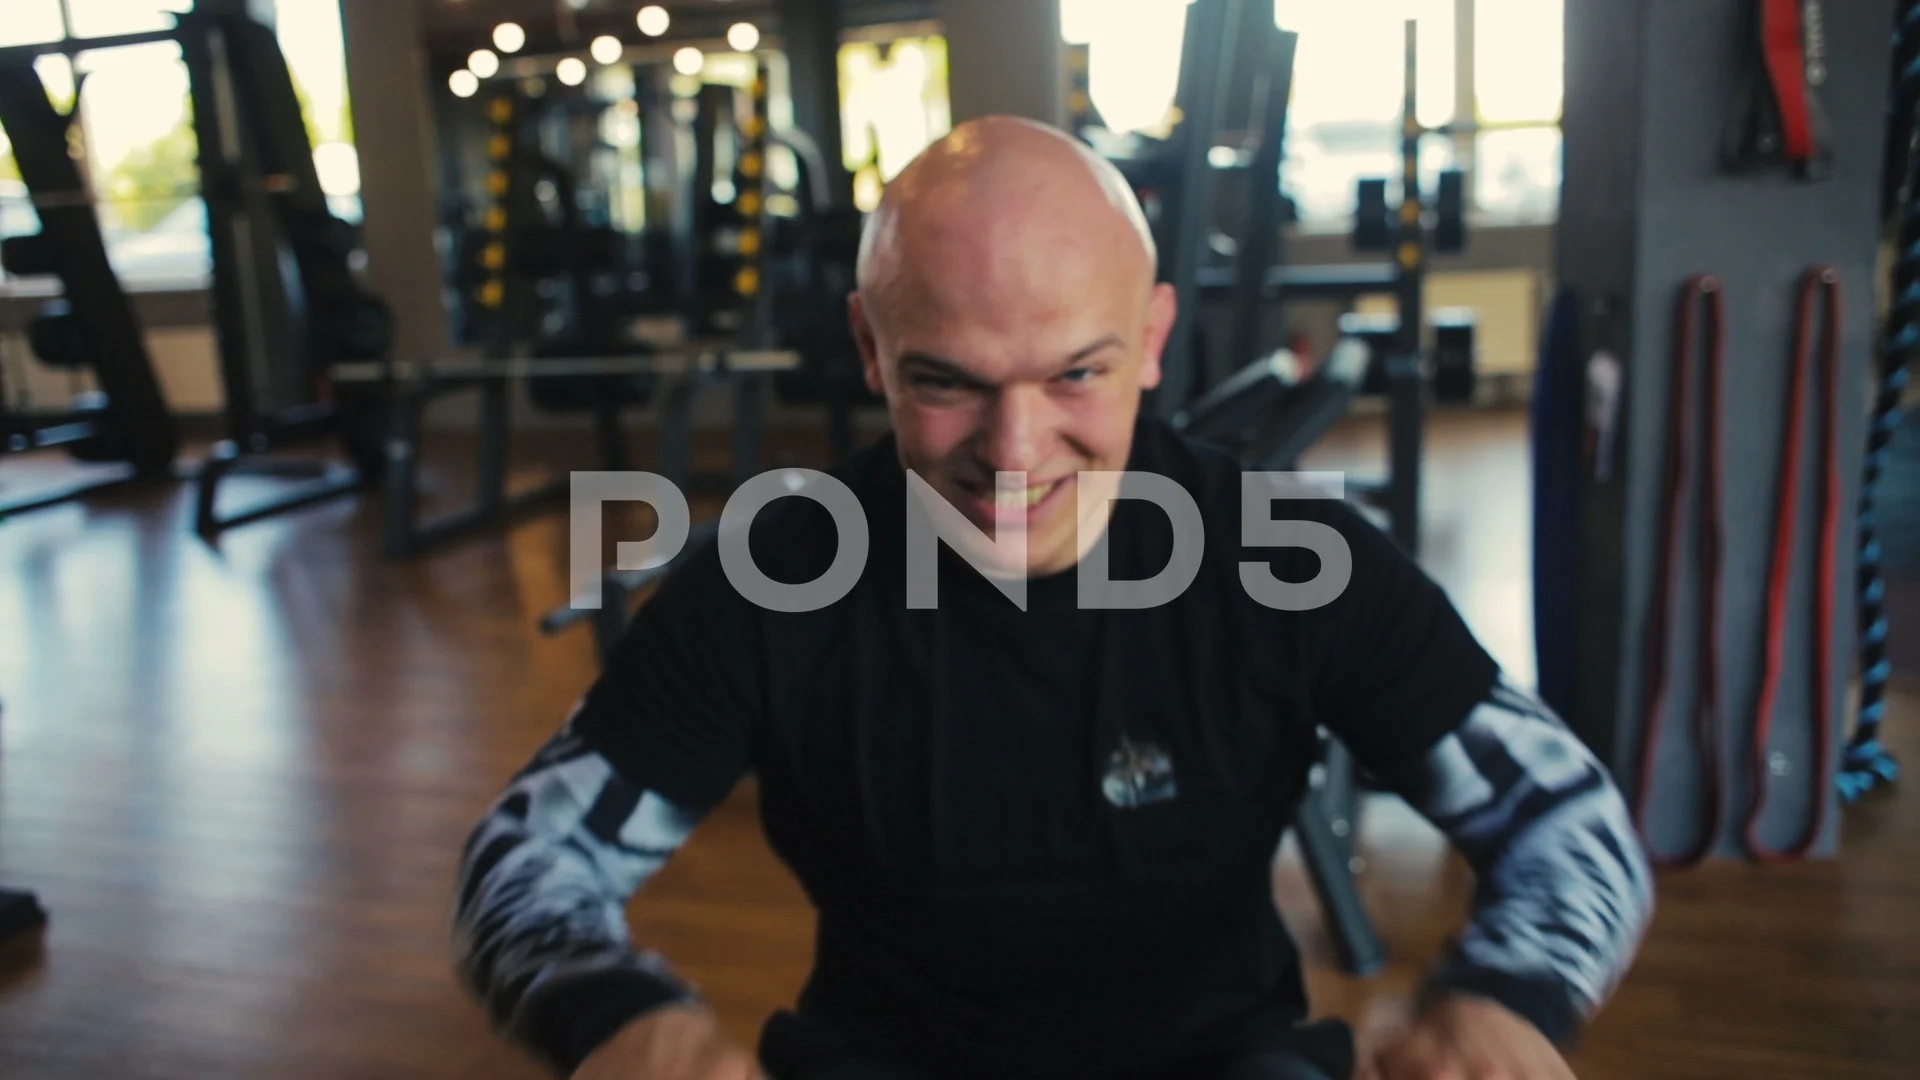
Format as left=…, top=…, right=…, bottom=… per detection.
left=0, top=7, right=389, bottom=534
left=1529, top=289, right=1585, bottom=721
left=1839, top=0, right=1917, bottom=804
left=1128, top=9, right=1464, bottom=558
left=0, top=887, right=46, bottom=941
left=1634, top=273, right=1728, bottom=871
left=1724, top=0, right=1834, bottom=180
left=1175, top=338, right=1370, bottom=472
left=398, top=61, right=787, bottom=560
left=0, top=57, right=179, bottom=516
left=332, top=346, right=797, bottom=560
left=178, top=7, right=388, bottom=536
left=1174, top=336, right=1380, bottom=977
left=540, top=518, right=723, bottom=663
left=1744, top=266, right=1842, bottom=862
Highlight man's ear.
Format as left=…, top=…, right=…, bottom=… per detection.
left=1137, top=282, right=1177, bottom=391
left=849, top=291, right=887, bottom=397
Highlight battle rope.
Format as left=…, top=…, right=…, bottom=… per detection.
left=1746, top=267, right=1843, bottom=860
left=1634, top=275, right=1728, bottom=870
left=1838, top=0, right=1920, bottom=804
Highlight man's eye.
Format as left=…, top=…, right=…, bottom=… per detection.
left=912, top=374, right=965, bottom=392
left=1058, top=367, right=1098, bottom=384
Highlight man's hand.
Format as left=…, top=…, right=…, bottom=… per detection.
left=1360, top=995, right=1576, bottom=1080
left=572, top=1004, right=766, bottom=1080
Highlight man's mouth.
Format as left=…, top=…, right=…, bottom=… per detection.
left=994, top=483, right=1056, bottom=509
left=966, top=476, right=1070, bottom=527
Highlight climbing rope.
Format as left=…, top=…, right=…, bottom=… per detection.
left=1838, top=0, right=1920, bottom=804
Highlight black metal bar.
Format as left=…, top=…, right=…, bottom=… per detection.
left=774, top=0, right=853, bottom=210
left=0, top=65, right=176, bottom=475
left=1386, top=358, right=1424, bottom=554
left=181, top=18, right=269, bottom=444
left=0, top=466, right=141, bottom=518
left=1225, top=26, right=1298, bottom=372
left=1151, top=0, right=1240, bottom=419
left=6, top=421, right=100, bottom=452
left=542, top=520, right=725, bottom=646
left=382, top=387, right=426, bottom=558
left=403, top=478, right=573, bottom=554
left=1387, top=18, right=1426, bottom=557
left=731, top=374, right=766, bottom=487
left=594, top=403, right=630, bottom=473
left=657, top=378, right=705, bottom=491
left=196, top=461, right=365, bottom=537
left=1197, top=263, right=1401, bottom=299
left=475, top=381, right=511, bottom=515
left=0, top=29, right=177, bottom=66
left=0, top=887, right=47, bottom=940
left=1294, top=780, right=1387, bottom=977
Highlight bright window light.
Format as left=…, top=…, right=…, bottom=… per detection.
left=591, top=35, right=624, bottom=65
left=467, top=48, right=499, bottom=78
left=728, top=22, right=761, bottom=53
left=313, top=143, right=360, bottom=197
left=637, top=6, right=670, bottom=37
left=492, top=22, right=526, bottom=54
left=449, top=69, right=479, bottom=97
left=673, top=46, right=705, bottom=76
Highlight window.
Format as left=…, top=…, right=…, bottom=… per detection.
left=1474, top=0, right=1564, bottom=124
left=1060, top=0, right=1190, bottom=136
left=0, top=0, right=359, bottom=290
left=0, top=2, right=68, bottom=49
left=1059, top=0, right=1566, bottom=231
left=273, top=0, right=361, bottom=222
left=1276, top=0, right=1456, bottom=228
left=63, top=0, right=191, bottom=38
left=839, top=32, right=951, bottom=211
left=1470, top=0, right=1562, bottom=224
left=75, top=41, right=208, bottom=285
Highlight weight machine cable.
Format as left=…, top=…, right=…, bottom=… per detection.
left=1634, top=274, right=1727, bottom=870
left=1746, top=267, right=1842, bottom=861
left=1838, top=0, right=1920, bottom=804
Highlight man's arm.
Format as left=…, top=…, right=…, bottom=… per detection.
left=1284, top=499, right=1652, bottom=1052
left=453, top=541, right=764, bottom=1076
left=1371, top=673, right=1654, bottom=1044
left=453, top=711, right=709, bottom=1074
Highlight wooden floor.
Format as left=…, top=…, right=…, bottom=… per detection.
left=1, top=410, right=1915, bottom=1079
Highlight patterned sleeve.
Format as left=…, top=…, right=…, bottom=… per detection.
left=452, top=708, right=709, bottom=1075
left=1380, top=674, right=1656, bottom=1045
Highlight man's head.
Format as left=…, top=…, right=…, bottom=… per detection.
left=851, top=116, right=1177, bottom=578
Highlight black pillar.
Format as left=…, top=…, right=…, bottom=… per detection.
left=775, top=0, right=852, bottom=210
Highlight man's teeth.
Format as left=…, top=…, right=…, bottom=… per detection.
left=993, top=483, right=1053, bottom=508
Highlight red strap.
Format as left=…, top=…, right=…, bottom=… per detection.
left=1634, top=274, right=1726, bottom=870
left=1762, top=0, right=1816, bottom=165
left=1744, top=266, right=1841, bottom=863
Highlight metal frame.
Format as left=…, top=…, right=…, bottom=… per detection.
left=330, top=349, right=797, bottom=559
left=0, top=886, right=47, bottom=941
left=1, top=14, right=386, bottom=538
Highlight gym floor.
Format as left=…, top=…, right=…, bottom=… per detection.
left=0, top=409, right=1915, bottom=1080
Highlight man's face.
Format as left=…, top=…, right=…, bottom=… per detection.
left=852, top=246, right=1177, bottom=578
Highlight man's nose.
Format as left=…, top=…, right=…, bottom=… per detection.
left=978, top=385, right=1053, bottom=475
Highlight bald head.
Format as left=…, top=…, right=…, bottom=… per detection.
left=855, top=117, right=1158, bottom=327
left=845, top=116, right=1179, bottom=578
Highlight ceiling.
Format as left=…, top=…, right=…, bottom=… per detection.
left=418, top=0, right=939, bottom=59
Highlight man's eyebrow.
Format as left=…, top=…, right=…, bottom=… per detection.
left=898, top=352, right=989, bottom=386
left=898, top=335, right=1125, bottom=385
left=1060, top=335, right=1125, bottom=370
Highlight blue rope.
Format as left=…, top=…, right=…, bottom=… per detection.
left=1840, top=0, right=1920, bottom=804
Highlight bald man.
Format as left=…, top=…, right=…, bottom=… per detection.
left=453, top=118, right=1653, bottom=1080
